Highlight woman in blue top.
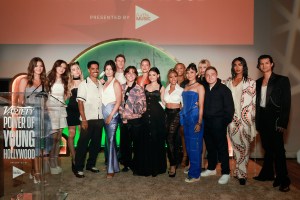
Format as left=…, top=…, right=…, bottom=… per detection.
left=180, top=63, right=205, bottom=183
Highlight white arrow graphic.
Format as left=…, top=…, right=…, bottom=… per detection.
left=13, top=166, right=25, bottom=179
left=135, top=6, right=159, bottom=29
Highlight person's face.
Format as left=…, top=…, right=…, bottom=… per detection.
left=168, top=72, right=178, bottom=85
left=34, top=61, right=44, bottom=75
left=259, top=58, right=273, bottom=73
left=125, top=69, right=137, bottom=82
left=148, top=71, right=159, bottom=83
left=175, top=64, right=185, bottom=76
left=88, top=64, right=99, bottom=78
left=104, top=65, right=114, bottom=77
left=198, top=63, right=208, bottom=76
left=71, top=64, right=82, bottom=78
left=233, top=60, right=244, bottom=76
left=115, top=57, right=125, bottom=71
left=56, top=63, right=67, bottom=76
left=186, top=69, right=197, bottom=81
left=140, top=61, right=150, bottom=74
left=205, top=69, right=218, bottom=85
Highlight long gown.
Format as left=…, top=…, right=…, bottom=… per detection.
left=135, top=88, right=166, bottom=176
left=180, top=91, right=204, bottom=179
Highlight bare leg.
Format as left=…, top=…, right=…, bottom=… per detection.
left=202, top=141, right=207, bottom=169
left=68, top=125, right=78, bottom=161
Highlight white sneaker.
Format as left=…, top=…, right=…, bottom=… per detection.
left=201, top=169, right=216, bottom=177
left=185, top=176, right=200, bottom=183
left=218, top=174, right=230, bottom=184
left=183, top=167, right=189, bottom=174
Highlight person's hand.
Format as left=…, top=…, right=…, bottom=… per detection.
left=81, top=120, right=88, bottom=130
left=194, top=123, right=201, bottom=132
left=105, top=115, right=113, bottom=125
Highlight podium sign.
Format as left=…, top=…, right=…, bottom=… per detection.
left=0, top=92, right=67, bottom=200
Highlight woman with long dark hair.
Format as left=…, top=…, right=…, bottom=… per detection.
left=224, top=57, right=256, bottom=185
left=136, top=67, right=167, bottom=176
left=46, top=59, right=69, bottom=174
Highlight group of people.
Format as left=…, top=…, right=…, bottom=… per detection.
left=17, top=54, right=291, bottom=192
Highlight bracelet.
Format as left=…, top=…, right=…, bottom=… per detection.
left=197, top=122, right=202, bottom=125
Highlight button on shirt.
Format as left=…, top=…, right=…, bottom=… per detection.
left=164, top=83, right=183, bottom=104
left=76, top=77, right=103, bottom=120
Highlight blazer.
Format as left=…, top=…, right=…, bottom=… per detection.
left=255, top=73, right=291, bottom=131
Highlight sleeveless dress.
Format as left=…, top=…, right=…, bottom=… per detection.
left=46, top=82, right=67, bottom=132
left=180, top=91, right=204, bottom=178
left=101, top=78, right=120, bottom=173
left=25, top=85, right=52, bottom=156
left=66, top=88, right=80, bottom=126
left=135, top=87, right=166, bottom=176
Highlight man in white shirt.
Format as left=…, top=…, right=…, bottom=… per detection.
left=74, top=61, right=104, bottom=178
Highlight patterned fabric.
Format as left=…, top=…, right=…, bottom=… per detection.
left=119, top=83, right=146, bottom=121
left=224, top=77, right=256, bottom=178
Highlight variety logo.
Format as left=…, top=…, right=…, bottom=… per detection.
left=135, top=6, right=159, bottom=29
left=12, top=166, right=25, bottom=179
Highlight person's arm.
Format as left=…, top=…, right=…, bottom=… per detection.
left=160, top=86, right=166, bottom=106
left=18, top=78, right=28, bottom=106
left=277, top=77, right=291, bottom=132
left=105, top=81, right=122, bottom=124
left=223, top=87, right=235, bottom=126
left=195, top=84, right=205, bottom=132
left=76, top=82, right=88, bottom=130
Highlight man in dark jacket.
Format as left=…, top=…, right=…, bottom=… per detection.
left=254, top=55, right=291, bottom=192
left=201, top=66, right=234, bottom=185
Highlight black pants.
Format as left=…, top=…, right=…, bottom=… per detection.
left=165, top=108, right=180, bottom=167
left=120, top=118, right=142, bottom=170
left=258, top=108, right=290, bottom=184
left=204, top=117, right=230, bottom=174
left=75, top=119, right=104, bottom=171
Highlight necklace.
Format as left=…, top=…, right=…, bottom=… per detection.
left=187, top=81, right=197, bottom=87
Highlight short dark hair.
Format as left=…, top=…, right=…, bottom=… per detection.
left=115, top=54, right=126, bottom=62
left=205, top=66, right=218, bottom=75
left=257, top=54, right=275, bottom=70
left=124, top=66, right=138, bottom=77
left=87, top=61, right=99, bottom=69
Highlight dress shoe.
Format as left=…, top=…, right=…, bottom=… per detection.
left=185, top=176, right=200, bottom=183
left=279, top=184, right=290, bottom=192
left=75, top=171, right=85, bottom=178
left=121, top=167, right=130, bottom=172
left=86, top=167, right=100, bottom=173
left=239, top=178, right=246, bottom=185
left=253, top=176, right=274, bottom=181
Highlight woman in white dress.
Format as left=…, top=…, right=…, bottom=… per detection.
left=46, top=60, right=70, bottom=174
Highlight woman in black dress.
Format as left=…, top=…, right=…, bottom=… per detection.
left=135, top=67, right=167, bottom=177
left=66, top=62, right=83, bottom=172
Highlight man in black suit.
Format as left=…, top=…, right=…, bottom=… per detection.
left=254, top=54, right=291, bottom=192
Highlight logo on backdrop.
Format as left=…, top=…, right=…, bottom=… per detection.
left=135, top=6, right=159, bottom=29
left=12, top=166, right=25, bottom=179
left=2, top=106, right=36, bottom=159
